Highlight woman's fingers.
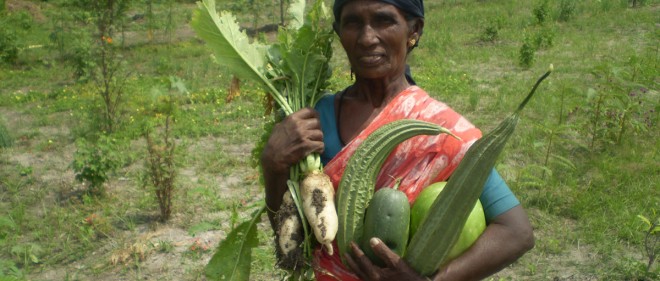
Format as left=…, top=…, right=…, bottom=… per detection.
left=264, top=108, right=324, bottom=172
left=369, top=238, right=402, bottom=269
left=347, top=241, right=380, bottom=280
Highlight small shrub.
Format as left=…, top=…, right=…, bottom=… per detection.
left=0, top=121, right=12, bottom=149
left=72, top=135, right=124, bottom=196
left=141, top=77, right=184, bottom=222
left=557, top=0, right=577, bottom=22
left=630, top=0, right=646, bottom=8
left=519, top=33, right=536, bottom=68
left=478, top=17, right=503, bottom=43
left=0, top=29, right=19, bottom=65
left=534, top=26, right=555, bottom=49
left=533, top=0, right=550, bottom=25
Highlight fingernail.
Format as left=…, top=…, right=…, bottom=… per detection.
left=370, top=237, right=380, bottom=247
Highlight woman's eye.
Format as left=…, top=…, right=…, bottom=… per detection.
left=374, top=16, right=396, bottom=27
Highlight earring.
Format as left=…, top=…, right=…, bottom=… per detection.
left=408, top=38, right=416, bottom=47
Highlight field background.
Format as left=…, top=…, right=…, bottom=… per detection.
left=0, top=0, right=658, bottom=280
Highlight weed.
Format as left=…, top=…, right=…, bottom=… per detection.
left=72, top=135, right=125, bottom=196
left=630, top=0, right=646, bottom=8
left=478, top=17, right=503, bottom=43
left=0, top=8, right=34, bottom=65
left=155, top=239, right=174, bottom=253
left=533, top=26, right=555, bottom=50
left=583, top=64, right=655, bottom=150
left=533, top=0, right=550, bottom=25
left=0, top=120, right=12, bottom=149
left=637, top=213, right=659, bottom=273
left=0, top=258, right=24, bottom=280
left=519, top=32, right=536, bottom=68
left=557, top=0, right=577, bottom=22
left=10, top=243, right=42, bottom=273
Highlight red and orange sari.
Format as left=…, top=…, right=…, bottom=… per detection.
left=312, top=86, right=482, bottom=280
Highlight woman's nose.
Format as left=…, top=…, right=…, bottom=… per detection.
left=357, top=25, right=379, bottom=47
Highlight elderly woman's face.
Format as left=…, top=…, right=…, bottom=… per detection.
left=337, top=0, right=413, bottom=80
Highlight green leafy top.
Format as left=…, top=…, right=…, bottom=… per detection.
left=191, top=0, right=334, bottom=115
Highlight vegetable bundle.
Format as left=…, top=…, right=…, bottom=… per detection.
left=192, top=0, right=337, bottom=279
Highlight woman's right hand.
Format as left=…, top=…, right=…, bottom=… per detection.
left=261, top=108, right=324, bottom=222
left=261, top=108, right=325, bottom=174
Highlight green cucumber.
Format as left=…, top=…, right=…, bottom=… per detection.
left=360, top=180, right=410, bottom=266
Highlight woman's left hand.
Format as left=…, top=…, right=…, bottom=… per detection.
left=344, top=238, right=428, bottom=281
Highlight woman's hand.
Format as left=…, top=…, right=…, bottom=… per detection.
left=344, top=238, right=429, bottom=281
left=261, top=108, right=324, bottom=228
left=261, top=108, right=324, bottom=174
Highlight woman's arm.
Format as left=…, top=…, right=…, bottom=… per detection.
left=260, top=108, right=324, bottom=229
left=433, top=205, right=534, bottom=281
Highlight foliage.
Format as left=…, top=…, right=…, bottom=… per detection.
left=532, top=0, right=550, bottom=25
left=69, top=0, right=133, bottom=132
left=533, top=26, right=555, bottom=50
left=557, top=0, right=577, bottom=22
left=581, top=64, right=655, bottom=150
left=638, top=213, right=659, bottom=273
left=478, top=17, right=503, bottom=43
left=0, top=121, right=12, bottom=149
left=0, top=29, right=19, bottom=65
left=630, top=0, right=647, bottom=7
left=72, top=135, right=125, bottom=196
left=0, top=258, right=24, bottom=280
left=519, top=32, right=536, bottom=68
left=204, top=206, right=265, bottom=281
left=0, top=10, right=33, bottom=65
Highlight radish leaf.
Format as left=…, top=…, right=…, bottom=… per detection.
left=204, top=206, right=265, bottom=281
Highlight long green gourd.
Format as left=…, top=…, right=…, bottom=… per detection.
left=336, top=119, right=459, bottom=262
left=404, top=67, right=553, bottom=276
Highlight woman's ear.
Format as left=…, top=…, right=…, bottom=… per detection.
left=410, top=18, right=425, bottom=41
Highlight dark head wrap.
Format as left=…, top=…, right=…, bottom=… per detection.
left=333, top=0, right=425, bottom=22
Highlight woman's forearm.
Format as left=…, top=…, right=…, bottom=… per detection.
left=261, top=150, right=291, bottom=230
left=433, top=205, right=534, bottom=281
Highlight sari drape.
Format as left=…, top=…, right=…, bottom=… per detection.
left=313, top=86, right=482, bottom=280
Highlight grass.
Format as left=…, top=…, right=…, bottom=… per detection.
left=1, top=0, right=659, bottom=280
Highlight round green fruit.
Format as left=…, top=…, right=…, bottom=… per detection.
left=410, top=181, right=486, bottom=262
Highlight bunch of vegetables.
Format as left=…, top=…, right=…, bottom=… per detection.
left=192, top=0, right=339, bottom=279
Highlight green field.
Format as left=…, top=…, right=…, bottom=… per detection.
left=0, top=0, right=658, bottom=280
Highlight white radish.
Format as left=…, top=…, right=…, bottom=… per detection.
left=275, top=190, right=304, bottom=269
left=300, top=170, right=338, bottom=255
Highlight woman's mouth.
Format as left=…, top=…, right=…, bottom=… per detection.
left=358, top=54, right=384, bottom=66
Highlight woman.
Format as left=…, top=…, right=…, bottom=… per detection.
left=261, top=0, right=535, bottom=280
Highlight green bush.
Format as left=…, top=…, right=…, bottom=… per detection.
left=558, top=0, right=577, bottom=22
left=72, top=135, right=125, bottom=196
left=519, top=33, right=536, bottom=68
left=533, top=0, right=550, bottom=25
left=0, top=121, right=12, bottom=149
left=0, top=29, right=19, bottom=65
left=534, top=26, right=555, bottom=49
left=479, top=17, right=503, bottom=43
